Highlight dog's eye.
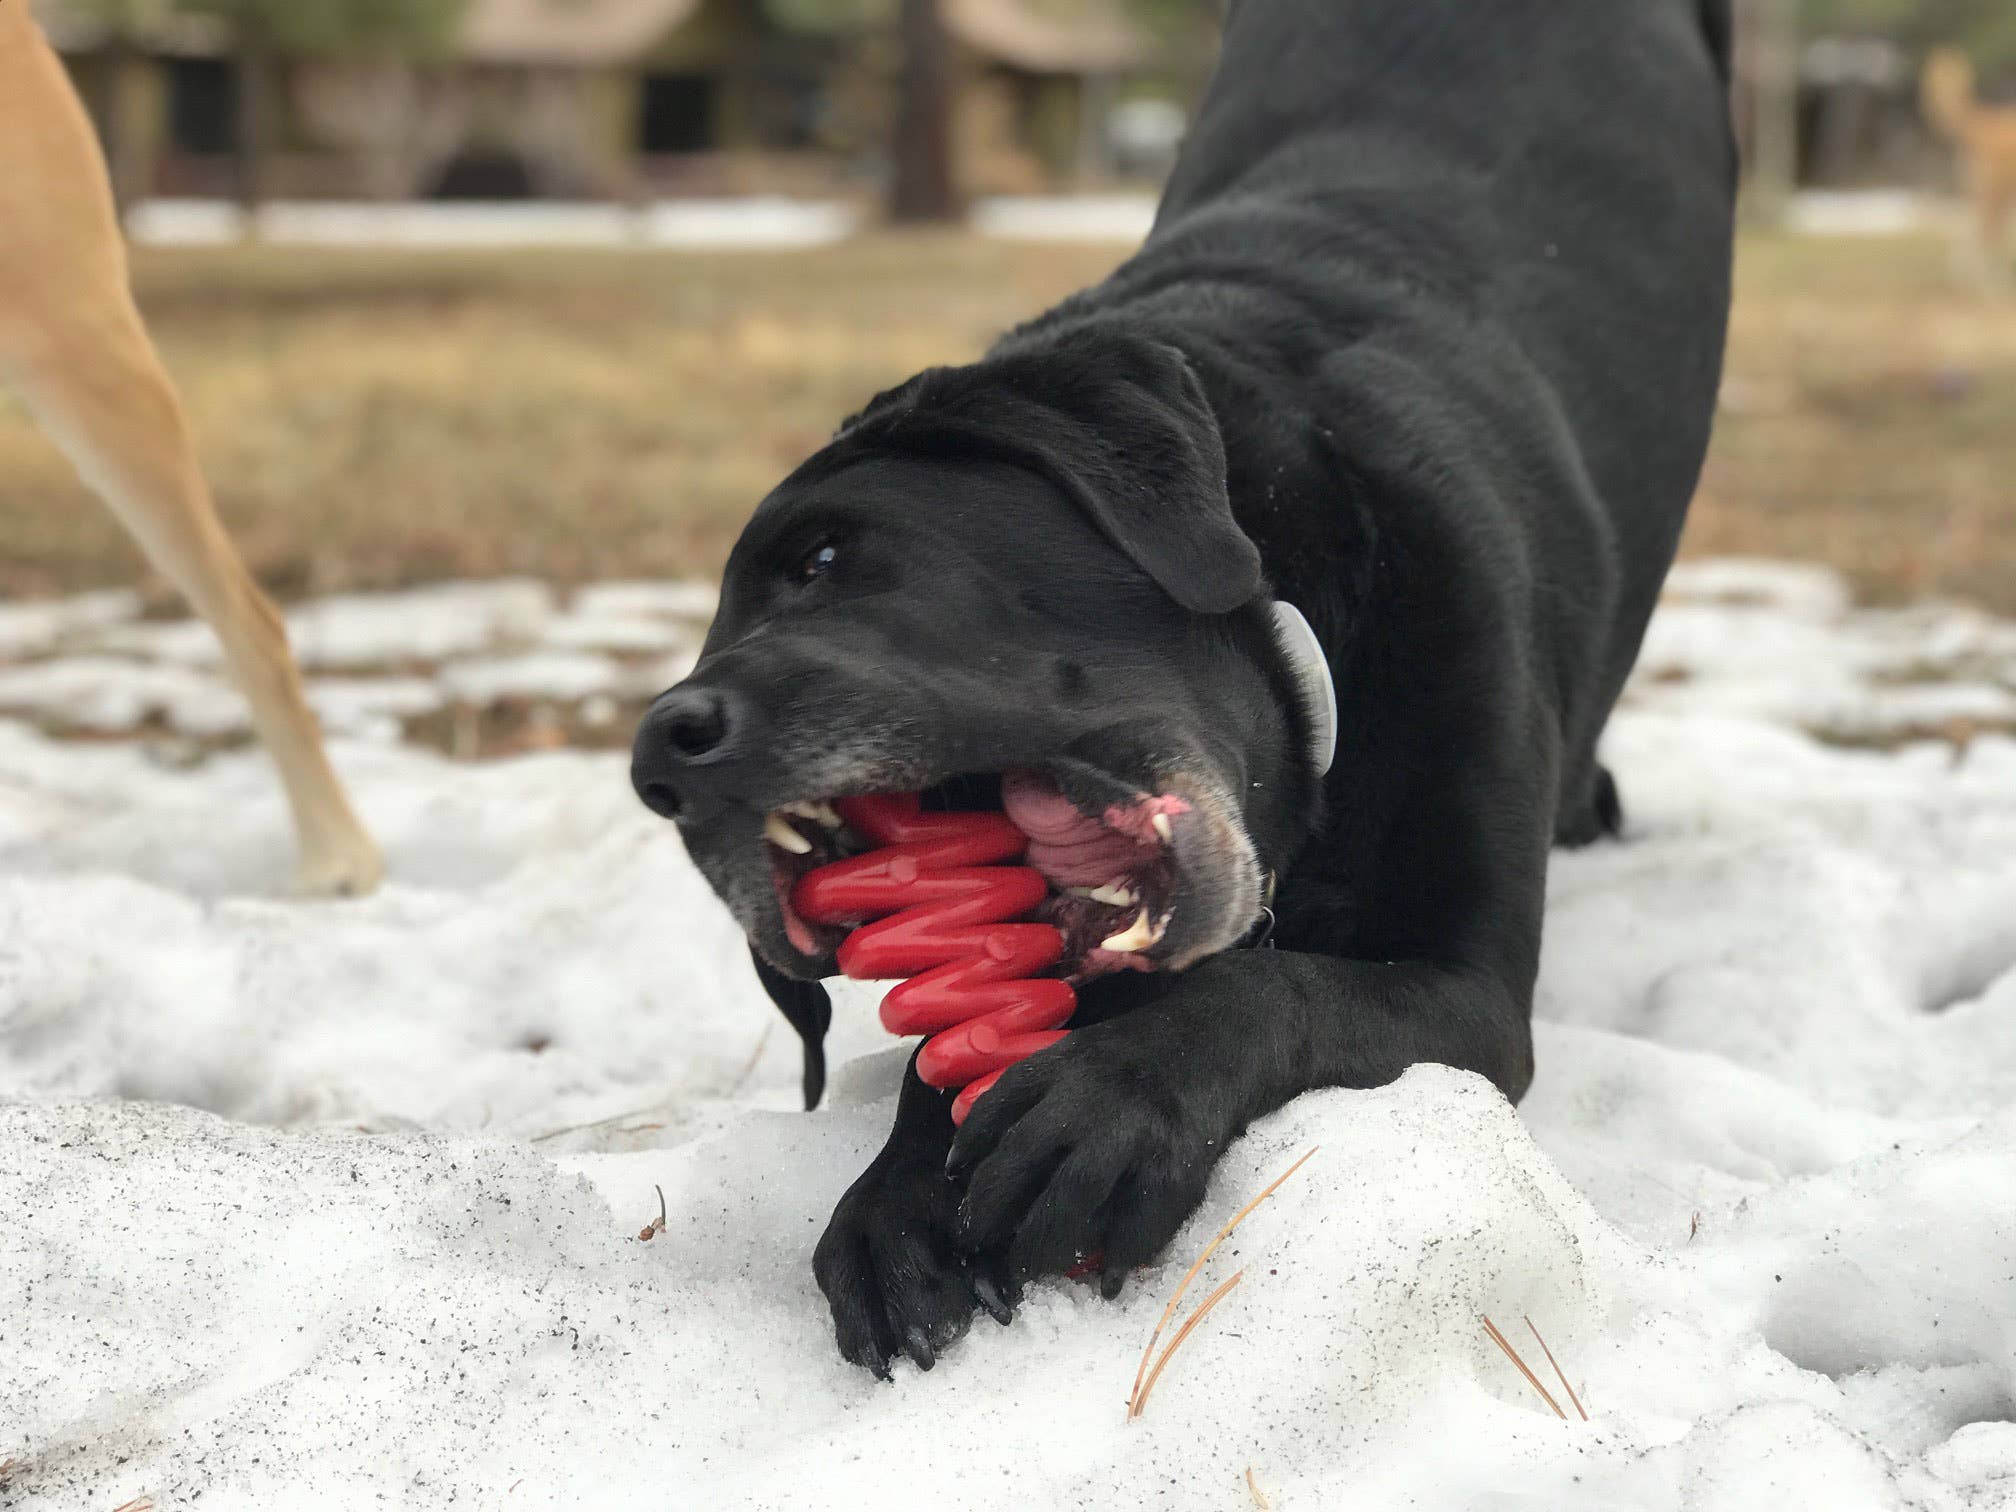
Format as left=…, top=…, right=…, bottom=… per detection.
left=795, top=543, right=838, bottom=583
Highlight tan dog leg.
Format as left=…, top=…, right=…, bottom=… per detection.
left=1, top=8, right=380, bottom=895
left=1959, top=196, right=2010, bottom=294
left=1952, top=160, right=2014, bottom=295
left=12, top=324, right=384, bottom=896
left=1987, top=182, right=2015, bottom=293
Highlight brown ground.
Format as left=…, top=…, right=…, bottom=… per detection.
left=2, top=228, right=2013, bottom=611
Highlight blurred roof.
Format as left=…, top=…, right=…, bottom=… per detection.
left=30, top=0, right=229, bottom=56
left=946, top=0, right=1151, bottom=73
left=461, top=0, right=701, bottom=67
left=33, top=0, right=1154, bottom=73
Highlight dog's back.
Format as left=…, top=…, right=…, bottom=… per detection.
left=1157, top=0, right=1733, bottom=570
left=1024, top=0, right=1733, bottom=807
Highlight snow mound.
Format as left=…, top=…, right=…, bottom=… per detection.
left=2, top=560, right=2015, bottom=1509
left=0, top=577, right=715, bottom=750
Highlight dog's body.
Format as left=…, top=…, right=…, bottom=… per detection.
left=0, top=2, right=378, bottom=895
left=634, top=0, right=1734, bottom=1375
left=1924, top=48, right=2016, bottom=290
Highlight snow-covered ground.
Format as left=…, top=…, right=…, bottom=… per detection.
left=125, top=195, right=1163, bottom=251
left=2, top=560, right=2014, bottom=1510
left=119, top=191, right=1950, bottom=253
left=126, top=198, right=862, bottom=251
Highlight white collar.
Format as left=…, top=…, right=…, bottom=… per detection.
left=1268, top=600, right=1337, bottom=778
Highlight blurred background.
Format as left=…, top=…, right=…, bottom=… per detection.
left=3, top=0, right=2014, bottom=762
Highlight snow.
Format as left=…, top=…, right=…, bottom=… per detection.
left=4, top=559, right=2016, bottom=1510
left=0, top=578, right=713, bottom=750
left=1782, top=191, right=1940, bottom=237
left=125, top=199, right=862, bottom=252
left=970, top=193, right=1161, bottom=243
left=0, top=591, right=139, bottom=661
left=115, top=192, right=1933, bottom=259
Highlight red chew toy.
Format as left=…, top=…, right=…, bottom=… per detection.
left=790, top=793, right=1076, bottom=1124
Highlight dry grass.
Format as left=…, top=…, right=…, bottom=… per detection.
left=1523, top=1315, right=1587, bottom=1420
left=3, top=229, right=2013, bottom=609
left=0, top=235, right=1117, bottom=604
left=1691, top=231, right=2016, bottom=611
left=1482, top=1313, right=1587, bottom=1421
left=1127, top=1145, right=1317, bottom=1420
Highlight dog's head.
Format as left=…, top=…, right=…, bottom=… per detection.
left=632, top=330, right=1324, bottom=985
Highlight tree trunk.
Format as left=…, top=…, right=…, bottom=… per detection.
left=890, top=0, right=959, bottom=223
left=1744, top=0, right=1799, bottom=222
left=95, top=42, right=147, bottom=215
left=234, top=17, right=281, bottom=223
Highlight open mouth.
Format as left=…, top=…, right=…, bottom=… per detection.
left=760, top=768, right=1192, bottom=982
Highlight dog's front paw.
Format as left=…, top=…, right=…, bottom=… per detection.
left=944, top=1021, right=1220, bottom=1298
left=813, top=1153, right=1014, bottom=1379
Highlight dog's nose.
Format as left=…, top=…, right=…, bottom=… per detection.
left=658, top=686, right=736, bottom=759
left=631, top=685, right=747, bottom=817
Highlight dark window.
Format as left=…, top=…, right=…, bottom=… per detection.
left=638, top=73, right=717, bottom=154
left=429, top=151, right=537, bottom=200
left=166, top=57, right=238, bottom=156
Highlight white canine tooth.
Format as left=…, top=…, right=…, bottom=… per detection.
left=1150, top=813, right=1174, bottom=844
left=1100, top=907, right=1167, bottom=954
left=765, top=811, right=813, bottom=855
left=1088, top=882, right=1137, bottom=907
left=782, top=800, right=842, bottom=829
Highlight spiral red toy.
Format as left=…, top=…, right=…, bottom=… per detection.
left=790, top=793, right=1076, bottom=1124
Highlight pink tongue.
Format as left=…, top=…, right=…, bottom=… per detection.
left=1002, top=770, right=1151, bottom=886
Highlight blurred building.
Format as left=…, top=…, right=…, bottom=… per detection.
left=31, top=0, right=1178, bottom=203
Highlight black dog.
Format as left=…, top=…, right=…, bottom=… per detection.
left=632, top=0, right=1734, bottom=1377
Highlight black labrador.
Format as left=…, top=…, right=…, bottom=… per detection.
left=631, top=0, right=1734, bottom=1377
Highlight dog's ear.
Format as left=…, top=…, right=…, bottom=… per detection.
left=749, top=946, right=831, bottom=1110
left=841, top=333, right=1263, bottom=615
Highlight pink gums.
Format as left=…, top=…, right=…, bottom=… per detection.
left=1001, top=770, right=1188, bottom=887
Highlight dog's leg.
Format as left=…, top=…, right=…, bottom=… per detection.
left=1986, top=180, right=2016, bottom=294
left=1955, top=164, right=2013, bottom=295
left=1554, top=762, right=1622, bottom=846
left=812, top=1051, right=1014, bottom=1377
left=2, top=12, right=380, bottom=895
left=944, top=947, right=1536, bottom=1292
left=9, top=323, right=382, bottom=896
left=941, top=708, right=1553, bottom=1296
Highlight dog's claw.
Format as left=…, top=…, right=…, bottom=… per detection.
left=902, top=1325, right=937, bottom=1371
left=973, top=1273, right=1014, bottom=1325
left=1099, top=1266, right=1127, bottom=1301
left=847, top=1339, right=892, bottom=1381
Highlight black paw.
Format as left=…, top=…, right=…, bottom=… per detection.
left=943, top=1021, right=1220, bottom=1297
left=1556, top=763, right=1624, bottom=847
left=813, top=1153, right=1015, bottom=1378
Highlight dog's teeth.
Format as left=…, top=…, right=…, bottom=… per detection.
left=782, top=800, right=842, bottom=829
left=764, top=812, right=813, bottom=855
left=1065, top=882, right=1139, bottom=906
left=1150, top=813, right=1174, bottom=844
left=1101, top=907, right=1164, bottom=954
